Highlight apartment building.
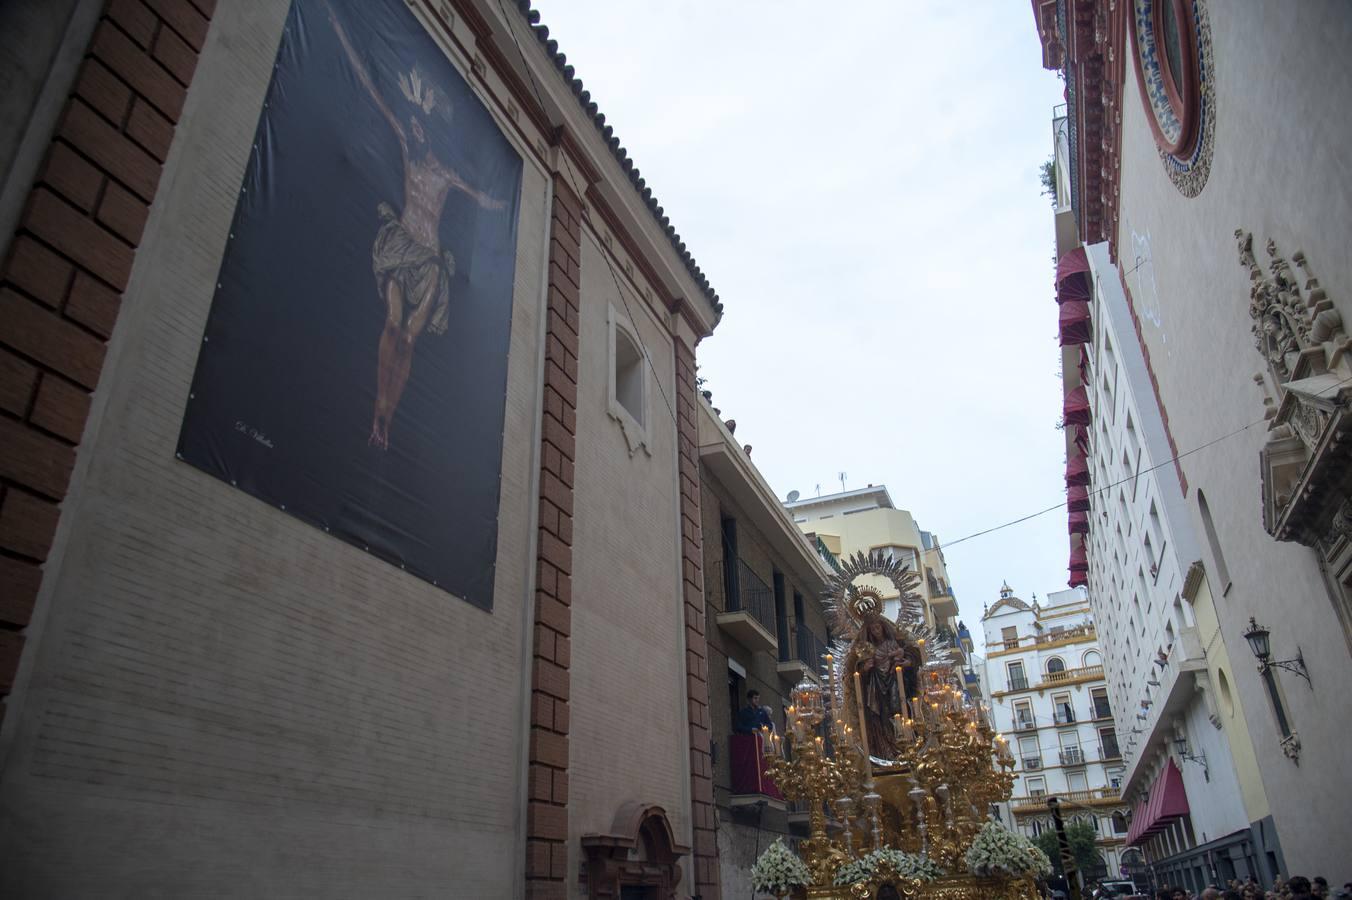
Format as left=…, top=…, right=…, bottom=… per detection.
left=697, top=397, right=834, bottom=896
left=982, top=585, right=1129, bottom=877
left=785, top=487, right=962, bottom=649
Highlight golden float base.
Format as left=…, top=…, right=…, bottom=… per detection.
left=801, top=873, right=1040, bottom=899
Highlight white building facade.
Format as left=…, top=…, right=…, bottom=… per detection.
left=1078, top=240, right=1280, bottom=889
left=982, top=585, right=1130, bottom=878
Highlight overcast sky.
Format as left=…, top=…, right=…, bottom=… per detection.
left=532, top=1, right=1070, bottom=646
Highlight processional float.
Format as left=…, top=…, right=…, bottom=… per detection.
left=750, top=552, right=1049, bottom=899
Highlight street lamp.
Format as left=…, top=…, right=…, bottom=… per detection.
left=1171, top=734, right=1209, bottom=782
left=1242, top=617, right=1311, bottom=686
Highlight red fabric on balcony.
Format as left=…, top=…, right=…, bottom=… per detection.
left=1068, top=570, right=1088, bottom=587
left=1066, top=454, right=1090, bottom=486
left=1056, top=247, right=1091, bottom=303
left=1064, top=385, right=1092, bottom=426
left=1068, top=510, right=1090, bottom=534
left=1059, top=300, right=1092, bottom=345
left=1078, top=346, right=1091, bottom=382
left=1068, top=484, right=1090, bottom=512
left=729, top=733, right=782, bottom=800
left=1126, top=759, right=1190, bottom=846
left=1069, top=545, right=1088, bottom=570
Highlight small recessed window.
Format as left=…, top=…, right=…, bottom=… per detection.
left=614, top=327, right=644, bottom=426
left=607, top=305, right=650, bottom=457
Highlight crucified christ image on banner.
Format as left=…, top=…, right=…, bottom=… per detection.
left=330, top=7, right=506, bottom=450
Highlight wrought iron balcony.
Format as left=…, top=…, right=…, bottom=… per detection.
left=778, top=628, right=827, bottom=683
left=1059, top=746, right=1084, bottom=766
left=713, top=558, right=778, bottom=654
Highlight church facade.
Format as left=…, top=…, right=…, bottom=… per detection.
left=0, top=1, right=723, bottom=897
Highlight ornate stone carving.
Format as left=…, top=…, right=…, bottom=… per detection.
left=1238, top=231, right=1352, bottom=547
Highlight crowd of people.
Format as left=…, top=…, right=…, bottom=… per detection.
left=1087, top=875, right=1351, bottom=900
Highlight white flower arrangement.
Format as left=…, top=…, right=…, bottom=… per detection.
left=833, top=847, right=944, bottom=886
left=751, top=838, right=811, bottom=897
left=964, top=820, right=1052, bottom=878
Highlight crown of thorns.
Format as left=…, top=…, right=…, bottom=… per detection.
left=398, top=68, right=437, bottom=115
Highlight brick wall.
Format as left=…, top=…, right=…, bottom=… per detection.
left=0, top=0, right=214, bottom=724
left=675, top=339, right=721, bottom=900
left=524, top=175, right=581, bottom=900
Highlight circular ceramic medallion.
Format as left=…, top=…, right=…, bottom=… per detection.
left=1129, top=0, right=1215, bottom=197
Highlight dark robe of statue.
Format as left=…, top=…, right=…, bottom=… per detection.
left=847, top=615, right=919, bottom=759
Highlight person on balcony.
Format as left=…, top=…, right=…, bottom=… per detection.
left=735, top=690, right=775, bottom=735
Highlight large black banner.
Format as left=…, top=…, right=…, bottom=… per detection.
left=178, top=0, right=523, bottom=610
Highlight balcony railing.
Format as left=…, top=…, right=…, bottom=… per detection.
left=1054, top=710, right=1077, bottom=725
left=1099, top=739, right=1121, bottom=760
left=1014, top=717, right=1036, bottom=732
left=1040, top=664, right=1105, bottom=687
left=1022, top=757, right=1042, bottom=771
left=1092, top=699, right=1113, bottom=720
left=1000, top=624, right=1097, bottom=652
left=1010, top=787, right=1121, bottom=812
left=718, top=558, right=777, bottom=634
left=795, top=628, right=827, bottom=669
left=1059, top=747, right=1084, bottom=766
left=1008, top=676, right=1030, bottom=691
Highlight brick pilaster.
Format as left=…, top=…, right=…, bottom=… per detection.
left=674, top=338, right=720, bottom=899
left=524, top=175, right=582, bottom=900
left=0, top=0, right=215, bottom=726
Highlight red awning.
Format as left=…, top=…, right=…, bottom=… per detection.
left=1068, top=570, right=1088, bottom=587
left=1059, top=301, right=1092, bottom=345
left=1126, top=759, right=1190, bottom=846
left=1056, top=247, right=1091, bottom=303
left=1068, top=485, right=1090, bottom=512
left=1069, top=545, right=1088, bottom=570
left=1064, top=385, right=1091, bottom=426
left=1068, top=510, right=1090, bottom=534
left=1066, top=454, right=1090, bottom=486
left=1073, top=427, right=1091, bottom=456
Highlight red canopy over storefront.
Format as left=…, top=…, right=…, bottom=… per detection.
left=1063, top=385, right=1092, bottom=426
left=1067, top=484, right=1090, bottom=512
left=1125, top=759, right=1190, bottom=846
left=1059, top=300, right=1092, bottom=345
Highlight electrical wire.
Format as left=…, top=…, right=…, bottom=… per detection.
left=942, top=372, right=1352, bottom=550
left=492, top=0, right=680, bottom=432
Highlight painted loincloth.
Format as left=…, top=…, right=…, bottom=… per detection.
left=371, top=202, right=456, bottom=335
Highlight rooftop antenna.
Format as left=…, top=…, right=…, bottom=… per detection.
left=838, top=471, right=847, bottom=492
left=815, top=484, right=821, bottom=497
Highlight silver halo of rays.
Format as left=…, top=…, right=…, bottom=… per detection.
left=819, top=550, right=958, bottom=726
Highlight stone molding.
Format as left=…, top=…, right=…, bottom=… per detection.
left=674, top=337, right=721, bottom=899
left=524, top=175, right=582, bottom=900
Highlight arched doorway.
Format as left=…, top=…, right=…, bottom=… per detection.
left=581, top=803, right=688, bottom=899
